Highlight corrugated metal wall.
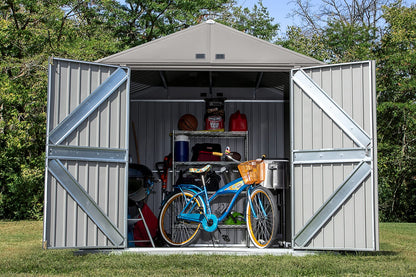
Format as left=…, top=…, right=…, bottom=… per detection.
left=291, top=62, right=377, bottom=250
left=130, top=100, right=288, bottom=168
left=45, top=59, right=128, bottom=248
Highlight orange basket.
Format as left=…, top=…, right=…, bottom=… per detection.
left=238, top=160, right=265, bottom=184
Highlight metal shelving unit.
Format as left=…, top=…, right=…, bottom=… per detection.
left=171, top=130, right=248, bottom=186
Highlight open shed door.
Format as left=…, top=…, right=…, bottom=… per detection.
left=291, top=61, right=378, bottom=251
left=44, top=58, right=130, bottom=249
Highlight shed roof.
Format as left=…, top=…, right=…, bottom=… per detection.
left=98, top=20, right=323, bottom=71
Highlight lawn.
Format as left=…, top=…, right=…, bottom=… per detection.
left=0, top=221, right=415, bottom=276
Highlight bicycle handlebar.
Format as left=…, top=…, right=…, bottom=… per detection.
left=213, top=147, right=266, bottom=163
left=211, top=151, right=240, bottom=163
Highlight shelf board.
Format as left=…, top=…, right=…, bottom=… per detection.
left=173, top=130, right=248, bottom=137
left=217, top=224, right=246, bottom=229
left=175, top=161, right=239, bottom=166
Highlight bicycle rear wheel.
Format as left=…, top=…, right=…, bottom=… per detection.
left=246, top=186, right=278, bottom=248
left=158, top=190, right=202, bottom=246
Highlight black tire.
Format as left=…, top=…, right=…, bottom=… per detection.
left=158, top=190, right=202, bottom=246
left=246, top=186, right=278, bottom=248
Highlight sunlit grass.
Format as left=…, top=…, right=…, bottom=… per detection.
left=0, top=221, right=415, bottom=276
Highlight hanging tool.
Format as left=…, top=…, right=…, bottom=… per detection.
left=155, top=153, right=172, bottom=201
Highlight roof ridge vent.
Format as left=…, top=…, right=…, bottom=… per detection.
left=206, top=19, right=216, bottom=24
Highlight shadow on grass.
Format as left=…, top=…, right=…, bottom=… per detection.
left=324, top=250, right=398, bottom=257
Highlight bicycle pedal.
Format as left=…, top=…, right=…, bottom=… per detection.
left=222, top=235, right=230, bottom=242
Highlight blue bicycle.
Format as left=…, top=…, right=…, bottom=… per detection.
left=158, top=148, right=278, bottom=248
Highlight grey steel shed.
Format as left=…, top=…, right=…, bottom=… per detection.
left=44, top=20, right=378, bottom=251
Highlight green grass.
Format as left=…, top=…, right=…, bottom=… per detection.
left=0, top=221, right=415, bottom=276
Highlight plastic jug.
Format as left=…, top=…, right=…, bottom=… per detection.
left=229, top=110, right=247, bottom=131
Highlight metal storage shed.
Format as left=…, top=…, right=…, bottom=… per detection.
left=44, top=20, right=378, bottom=251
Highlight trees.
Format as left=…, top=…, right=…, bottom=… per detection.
left=375, top=3, right=416, bottom=222
left=0, top=0, right=278, bottom=219
left=323, top=20, right=377, bottom=62
left=377, top=103, right=416, bottom=222
left=98, top=0, right=279, bottom=48
left=0, top=0, right=122, bottom=219
left=281, top=0, right=416, bottom=222
left=99, top=0, right=231, bottom=48
left=279, top=22, right=376, bottom=63
left=281, top=0, right=379, bottom=63
left=291, top=0, right=393, bottom=36
left=216, top=0, right=279, bottom=42
left=376, top=3, right=416, bottom=103
left=2, top=0, right=414, bottom=222
left=0, top=1, right=51, bottom=219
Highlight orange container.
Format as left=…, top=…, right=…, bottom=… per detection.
left=238, top=160, right=265, bottom=184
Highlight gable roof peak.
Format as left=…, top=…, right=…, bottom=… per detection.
left=98, top=21, right=323, bottom=69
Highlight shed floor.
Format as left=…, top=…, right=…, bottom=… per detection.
left=111, top=247, right=316, bottom=256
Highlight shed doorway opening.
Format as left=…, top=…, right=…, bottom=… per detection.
left=127, top=69, right=292, bottom=247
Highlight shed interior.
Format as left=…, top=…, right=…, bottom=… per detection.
left=127, top=69, right=292, bottom=247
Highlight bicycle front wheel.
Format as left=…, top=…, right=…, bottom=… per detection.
left=158, top=190, right=203, bottom=246
left=246, top=186, right=278, bottom=248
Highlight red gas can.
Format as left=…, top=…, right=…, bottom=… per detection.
left=229, top=110, right=247, bottom=131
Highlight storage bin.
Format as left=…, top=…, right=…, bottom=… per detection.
left=260, top=159, right=288, bottom=189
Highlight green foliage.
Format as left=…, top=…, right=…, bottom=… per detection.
left=376, top=3, right=416, bottom=103
left=280, top=1, right=416, bottom=222
left=217, top=0, right=279, bottom=42
left=375, top=3, right=416, bottom=222
left=279, top=20, right=376, bottom=63
left=1, top=0, right=415, bottom=223
left=0, top=72, right=46, bottom=220
left=278, top=26, right=330, bottom=61
left=0, top=0, right=278, bottom=220
left=99, top=0, right=230, bottom=48
left=323, top=20, right=377, bottom=62
left=377, top=102, right=416, bottom=222
left=101, top=0, right=278, bottom=48
left=0, top=0, right=123, bottom=219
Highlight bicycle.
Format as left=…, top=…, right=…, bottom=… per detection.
left=158, top=147, right=279, bottom=248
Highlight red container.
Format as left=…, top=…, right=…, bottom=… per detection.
left=229, top=110, right=247, bottom=131
left=205, top=115, right=224, bottom=131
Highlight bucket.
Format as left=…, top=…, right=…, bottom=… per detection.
left=174, top=135, right=189, bottom=161
left=260, top=159, right=289, bottom=189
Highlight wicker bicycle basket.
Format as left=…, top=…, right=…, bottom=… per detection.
left=237, top=160, right=265, bottom=184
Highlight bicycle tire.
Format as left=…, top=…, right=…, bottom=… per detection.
left=158, top=190, right=203, bottom=246
left=246, top=186, right=278, bottom=248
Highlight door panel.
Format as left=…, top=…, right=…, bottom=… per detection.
left=44, top=58, right=130, bottom=249
left=291, top=61, right=378, bottom=250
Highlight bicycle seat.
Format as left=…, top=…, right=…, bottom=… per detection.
left=188, top=164, right=212, bottom=174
